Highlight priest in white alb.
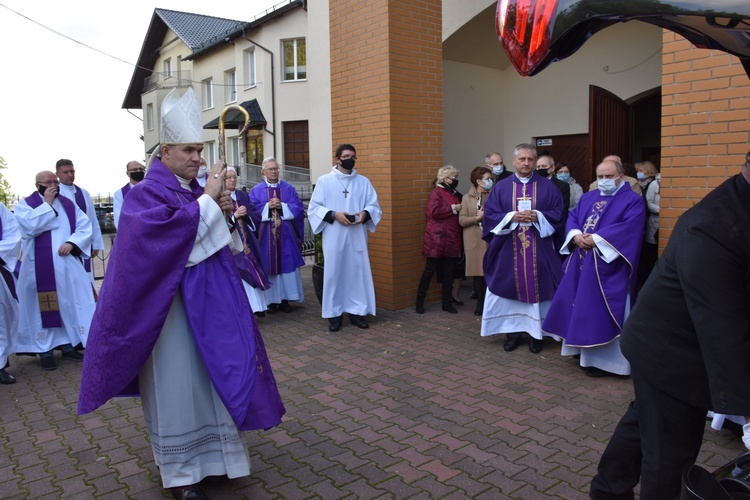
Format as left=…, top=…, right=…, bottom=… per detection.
left=0, top=202, right=21, bottom=384
left=15, top=171, right=94, bottom=371
left=307, top=144, right=382, bottom=332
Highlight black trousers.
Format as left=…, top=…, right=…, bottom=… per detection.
left=417, top=257, right=458, bottom=308
left=590, top=373, right=707, bottom=500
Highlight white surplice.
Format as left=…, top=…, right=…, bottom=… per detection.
left=0, top=203, right=21, bottom=366
left=139, top=179, right=250, bottom=489
left=58, top=183, right=104, bottom=284
left=307, top=167, right=382, bottom=318
left=113, top=181, right=137, bottom=229
left=15, top=195, right=94, bottom=352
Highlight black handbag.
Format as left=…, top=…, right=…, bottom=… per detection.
left=682, top=453, right=750, bottom=499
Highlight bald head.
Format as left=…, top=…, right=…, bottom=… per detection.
left=35, top=171, right=56, bottom=183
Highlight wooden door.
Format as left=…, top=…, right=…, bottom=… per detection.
left=589, top=85, right=631, bottom=186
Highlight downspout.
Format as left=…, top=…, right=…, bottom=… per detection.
left=242, top=28, right=276, bottom=159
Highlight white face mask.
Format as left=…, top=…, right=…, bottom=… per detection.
left=492, top=165, right=504, bottom=175
left=197, top=165, right=207, bottom=178
left=598, top=177, right=619, bottom=195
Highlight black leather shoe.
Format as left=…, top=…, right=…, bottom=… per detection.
left=528, top=338, right=543, bottom=354
left=254, top=311, right=266, bottom=317
left=451, top=297, right=464, bottom=306
left=267, top=303, right=279, bottom=314
left=442, top=305, right=458, bottom=314
left=349, top=315, right=369, bottom=329
left=503, top=336, right=523, bottom=352
left=171, top=486, right=209, bottom=500
left=474, top=309, right=482, bottom=316
left=40, top=357, right=57, bottom=371
left=280, top=300, right=293, bottom=313
left=328, top=315, right=343, bottom=332
left=583, top=366, right=610, bottom=378
left=0, top=368, right=15, bottom=385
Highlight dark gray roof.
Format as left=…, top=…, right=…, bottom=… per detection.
left=154, top=8, right=246, bottom=52
left=203, top=99, right=267, bottom=130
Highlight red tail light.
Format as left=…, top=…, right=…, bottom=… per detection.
left=496, top=0, right=559, bottom=76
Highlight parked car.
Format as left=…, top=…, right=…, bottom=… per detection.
left=95, top=203, right=115, bottom=233
left=496, top=0, right=750, bottom=76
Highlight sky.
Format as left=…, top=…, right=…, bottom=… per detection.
left=0, top=0, right=280, bottom=201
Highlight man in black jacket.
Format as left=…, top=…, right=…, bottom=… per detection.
left=589, top=150, right=750, bottom=500
left=536, top=155, right=570, bottom=251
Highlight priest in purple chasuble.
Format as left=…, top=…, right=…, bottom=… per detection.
left=0, top=202, right=21, bottom=384
left=226, top=166, right=271, bottom=315
left=77, top=88, right=285, bottom=497
left=14, top=171, right=94, bottom=370
left=542, top=159, right=646, bottom=377
left=249, top=157, right=306, bottom=313
left=480, top=144, right=565, bottom=354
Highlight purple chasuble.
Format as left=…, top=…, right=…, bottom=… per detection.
left=249, top=181, right=305, bottom=276
left=232, top=191, right=271, bottom=290
left=542, top=184, right=646, bottom=347
left=482, top=174, right=564, bottom=303
left=78, top=158, right=285, bottom=431
left=0, top=215, right=17, bottom=300
left=25, top=192, right=76, bottom=327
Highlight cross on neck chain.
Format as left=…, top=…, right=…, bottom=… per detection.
left=337, top=176, right=353, bottom=198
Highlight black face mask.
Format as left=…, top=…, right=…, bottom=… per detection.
left=129, top=171, right=145, bottom=182
left=339, top=158, right=356, bottom=170
left=450, top=178, right=459, bottom=189
left=536, top=168, right=550, bottom=178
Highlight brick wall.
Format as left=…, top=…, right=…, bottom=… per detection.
left=329, top=0, right=443, bottom=310
left=660, top=30, right=750, bottom=246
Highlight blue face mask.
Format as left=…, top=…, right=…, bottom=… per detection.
left=636, top=171, right=647, bottom=180
left=598, top=177, right=620, bottom=195
left=481, top=178, right=494, bottom=190
left=556, top=173, right=570, bottom=182
left=492, top=165, right=504, bottom=175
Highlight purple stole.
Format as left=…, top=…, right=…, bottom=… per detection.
left=72, top=185, right=92, bottom=273
left=265, top=185, right=284, bottom=276
left=0, top=215, right=17, bottom=300
left=232, top=199, right=271, bottom=290
left=121, top=183, right=132, bottom=198
left=513, top=181, right=540, bottom=304
left=25, top=192, right=76, bottom=327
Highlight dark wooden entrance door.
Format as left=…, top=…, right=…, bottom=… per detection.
left=589, top=85, right=631, bottom=185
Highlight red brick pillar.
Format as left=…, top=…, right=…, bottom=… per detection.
left=329, top=0, right=443, bottom=310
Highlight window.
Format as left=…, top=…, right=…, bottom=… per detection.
left=244, top=48, right=256, bottom=87
left=282, top=38, right=306, bottom=81
left=164, top=58, right=172, bottom=77
left=202, top=78, right=213, bottom=109
left=229, top=137, right=241, bottom=166
left=203, top=141, right=216, bottom=167
left=225, top=69, right=237, bottom=103
left=283, top=121, right=309, bottom=168
left=146, top=103, right=154, bottom=131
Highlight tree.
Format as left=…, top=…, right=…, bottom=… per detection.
left=0, top=156, right=13, bottom=207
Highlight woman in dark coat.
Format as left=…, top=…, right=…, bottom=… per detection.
left=415, top=166, right=463, bottom=314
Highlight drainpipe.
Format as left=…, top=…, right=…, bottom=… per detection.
left=242, top=28, right=276, bottom=159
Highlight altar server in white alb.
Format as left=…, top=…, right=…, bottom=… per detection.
left=56, top=159, right=104, bottom=285
left=0, top=202, right=21, bottom=384
left=113, top=160, right=146, bottom=229
left=15, top=171, right=94, bottom=371
left=307, top=144, right=382, bottom=333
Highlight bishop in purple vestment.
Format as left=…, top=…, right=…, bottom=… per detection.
left=480, top=144, right=565, bottom=354
left=542, top=159, right=646, bottom=376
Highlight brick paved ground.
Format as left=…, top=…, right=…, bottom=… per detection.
left=0, top=264, right=744, bottom=499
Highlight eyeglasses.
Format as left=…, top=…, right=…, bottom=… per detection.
left=37, top=180, right=60, bottom=186
left=340, top=155, right=357, bottom=160
left=127, top=169, right=145, bottom=174
left=264, top=167, right=280, bottom=171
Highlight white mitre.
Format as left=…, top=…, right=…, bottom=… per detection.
left=160, top=87, right=202, bottom=144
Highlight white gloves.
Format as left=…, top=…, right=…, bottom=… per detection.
left=742, top=423, right=750, bottom=451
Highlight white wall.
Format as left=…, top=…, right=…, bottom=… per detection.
left=307, top=0, right=333, bottom=182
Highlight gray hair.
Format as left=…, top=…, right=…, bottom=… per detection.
left=485, top=152, right=503, bottom=164
left=513, top=143, right=537, bottom=159
left=436, top=165, right=459, bottom=183
left=262, top=157, right=278, bottom=169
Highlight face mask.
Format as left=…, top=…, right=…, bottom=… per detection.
left=557, top=173, right=570, bottom=182
left=598, top=178, right=619, bottom=195
left=130, top=171, right=145, bottom=182
left=481, top=178, right=494, bottom=190
left=339, top=158, right=356, bottom=170
left=197, top=165, right=207, bottom=178
left=37, top=185, right=59, bottom=197
left=492, top=165, right=504, bottom=175
left=536, top=168, right=550, bottom=178
left=636, top=172, right=646, bottom=181
left=447, top=178, right=459, bottom=189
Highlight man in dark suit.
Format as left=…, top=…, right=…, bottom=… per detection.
left=589, top=150, right=750, bottom=500
left=536, top=155, right=570, bottom=251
